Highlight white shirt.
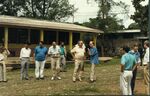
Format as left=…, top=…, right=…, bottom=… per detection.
left=71, top=46, right=85, bottom=59
left=48, top=45, right=61, bottom=55
left=143, top=47, right=149, bottom=65
left=20, top=47, right=31, bottom=58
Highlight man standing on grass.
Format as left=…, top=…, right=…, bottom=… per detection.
left=60, top=42, right=67, bottom=72
left=48, top=42, right=61, bottom=80
left=88, top=41, right=99, bottom=83
left=120, top=46, right=136, bottom=95
left=142, top=40, right=149, bottom=95
left=34, top=41, right=48, bottom=80
left=71, top=40, right=86, bottom=82
left=20, top=42, right=31, bottom=80
left=0, top=44, right=10, bottom=82
left=128, top=44, right=141, bottom=95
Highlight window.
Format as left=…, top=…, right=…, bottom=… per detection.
left=59, top=32, right=69, bottom=45
left=0, top=27, right=4, bottom=43
left=30, top=29, right=40, bottom=44
left=44, top=31, right=56, bottom=44
left=9, top=28, right=28, bottom=43
left=73, top=32, right=80, bottom=45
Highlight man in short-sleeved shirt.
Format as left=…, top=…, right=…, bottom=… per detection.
left=34, top=41, right=48, bottom=80
left=71, top=40, right=85, bottom=82
left=120, top=46, right=136, bottom=95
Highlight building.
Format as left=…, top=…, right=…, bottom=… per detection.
left=0, top=15, right=103, bottom=57
left=97, top=29, right=148, bottom=56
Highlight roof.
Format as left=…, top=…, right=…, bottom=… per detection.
left=109, top=29, right=141, bottom=33
left=0, top=15, right=103, bottom=33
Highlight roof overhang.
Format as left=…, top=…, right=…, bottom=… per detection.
left=0, top=15, right=103, bottom=34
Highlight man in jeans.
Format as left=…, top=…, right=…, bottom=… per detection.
left=34, top=41, right=48, bottom=80
left=48, top=42, right=61, bottom=80
left=20, top=42, right=31, bottom=80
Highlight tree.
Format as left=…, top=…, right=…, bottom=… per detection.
left=131, top=0, right=148, bottom=36
left=87, top=0, right=128, bottom=32
left=0, top=0, right=76, bottom=21
left=128, top=23, right=140, bottom=29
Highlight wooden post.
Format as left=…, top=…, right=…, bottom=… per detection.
left=4, top=27, right=8, bottom=49
left=93, top=34, right=97, bottom=46
left=69, top=32, right=73, bottom=50
left=80, top=33, right=83, bottom=40
left=40, top=29, right=44, bottom=41
left=56, top=31, right=59, bottom=44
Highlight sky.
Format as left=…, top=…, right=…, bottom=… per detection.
left=67, top=0, right=148, bottom=28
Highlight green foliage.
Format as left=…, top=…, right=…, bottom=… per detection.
left=81, top=16, right=124, bottom=32
left=0, top=0, right=76, bottom=21
left=131, top=0, right=148, bottom=36
left=128, top=23, right=140, bottom=29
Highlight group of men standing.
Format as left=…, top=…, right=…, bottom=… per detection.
left=20, top=41, right=67, bottom=80
left=20, top=40, right=99, bottom=83
left=120, top=40, right=149, bottom=95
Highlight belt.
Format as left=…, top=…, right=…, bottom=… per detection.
left=124, top=69, right=132, bottom=71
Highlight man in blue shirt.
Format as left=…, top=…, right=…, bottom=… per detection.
left=34, top=41, right=48, bottom=80
left=120, top=46, right=136, bottom=95
left=128, top=44, right=141, bottom=95
left=88, top=41, right=99, bottom=83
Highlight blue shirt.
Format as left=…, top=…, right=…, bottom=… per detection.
left=34, top=46, right=48, bottom=61
left=121, top=53, right=136, bottom=70
left=128, top=50, right=140, bottom=63
left=89, top=47, right=99, bottom=64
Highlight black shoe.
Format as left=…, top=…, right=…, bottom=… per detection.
left=25, top=78, right=29, bottom=80
left=36, top=78, right=40, bottom=80
left=89, top=80, right=95, bottom=83
left=40, top=77, right=44, bottom=80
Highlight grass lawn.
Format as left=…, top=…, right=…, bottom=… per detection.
left=0, top=58, right=146, bottom=95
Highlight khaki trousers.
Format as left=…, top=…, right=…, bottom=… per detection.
left=51, top=58, right=60, bottom=77
left=90, top=64, right=96, bottom=81
left=73, top=60, right=84, bottom=81
left=143, top=65, right=150, bottom=95
left=0, top=61, right=6, bottom=81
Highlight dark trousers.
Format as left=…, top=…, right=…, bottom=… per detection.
left=131, top=68, right=137, bottom=95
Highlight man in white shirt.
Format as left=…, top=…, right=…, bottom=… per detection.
left=71, top=40, right=86, bottom=82
left=0, top=44, right=10, bottom=82
left=20, top=42, right=31, bottom=80
left=143, top=40, right=149, bottom=95
left=48, top=42, right=61, bottom=80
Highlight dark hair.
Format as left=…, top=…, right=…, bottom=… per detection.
left=122, top=46, right=130, bottom=53
left=39, top=41, right=44, bottom=44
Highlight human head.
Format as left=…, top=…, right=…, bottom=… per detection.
left=132, top=43, right=138, bottom=52
left=89, top=41, right=94, bottom=48
left=144, top=40, right=149, bottom=49
left=60, top=42, right=64, bottom=47
left=52, top=41, right=57, bottom=48
left=121, top=46, right=130, bottom=54
left=24, top=41, right=30, bottom=48
left=39, top=41, right=44, bottom=47
left=78, top=40, right=83, bottom=48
